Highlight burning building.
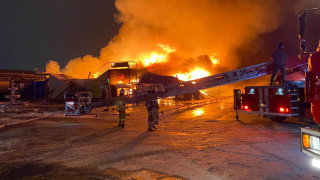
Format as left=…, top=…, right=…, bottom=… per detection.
left=42, top=0, right=320, bottom=100
left=46, top=0, right=287, bottom=81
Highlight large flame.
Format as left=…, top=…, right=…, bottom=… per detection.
left=210, top=53, right=219, bottom=65
left=46, top=0, right=286, bottom=79
left=143, top=44, right=176, bottom=66
left=143, top=53, right=165, bottom=66
left=176, top=68, right=210, bottom=81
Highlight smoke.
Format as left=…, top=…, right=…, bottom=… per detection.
left=47, top=0, right=318, bottom=79
left=106, top=0, right=282, bottom=74
left=46, top=55, right=102, bottom=78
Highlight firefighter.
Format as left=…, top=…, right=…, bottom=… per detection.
left=270, top=43, right=288, bottom=85
left=146, top=87, right=159, bottom=131
left=114, top=88, right=126, bottom=128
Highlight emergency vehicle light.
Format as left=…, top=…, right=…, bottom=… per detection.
left=303, top=134, right=310, bottom=148
left=242, top=105, right=249, bottom=110
left=301, top=128, right=320, bottom=164
left=279, top=107, right=289, bottom=113
left=312, top=158, right=320, bottom=169
left=302, top=133, right=320, bottom=152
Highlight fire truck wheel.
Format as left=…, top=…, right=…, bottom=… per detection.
left=268, top=116, right=287, bottom=122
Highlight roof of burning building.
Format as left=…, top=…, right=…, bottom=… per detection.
left=140, top=71, right=179, bottom=86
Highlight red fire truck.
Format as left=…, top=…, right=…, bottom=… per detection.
left=234, top=55, right=310, bottom=122
left=235, top=8, right=320, bottom=167
left=299, top=8, right=320, bottom=167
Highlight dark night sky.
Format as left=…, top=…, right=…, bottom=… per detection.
left=0, top=0, right=120, bottom=71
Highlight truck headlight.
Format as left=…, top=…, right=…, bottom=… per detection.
left=301, top=127, right=320, bottom=160
left=302, top=134, right=320, bottom=151
left=312, top=158, right=320, bottom=169
left=311, top=136, right=320, bottom=150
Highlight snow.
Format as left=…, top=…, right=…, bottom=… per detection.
left=0, top=98, right=319, bottom=179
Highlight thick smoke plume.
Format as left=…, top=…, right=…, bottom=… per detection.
left=47, top=0, right=317, bottom=79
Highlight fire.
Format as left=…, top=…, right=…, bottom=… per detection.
left=143, top=44, right=176, bottom=66
left=158, top=44, right=176, bottom=53
left=200, top=90, right=208, bottom=96
left=127, top=88, right=133, bottom=95
left=176, top=68, right=210, bottom=81
left=131, top=79, right=139, bottom=83
left=45, top=1, right=284, bottom=81
left=210, top=53, right=219, bottom=65
left=193, top=108, right=204, bottom=117
left=92, top=71, right=100, bottom=78
left=144, top=53, right=165, bottom=66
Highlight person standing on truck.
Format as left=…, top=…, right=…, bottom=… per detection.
left=270, top=43, right=288, bottom=85
left=114, top=88, right=126, bottom=128
left=146, top=87, right=159, bottom=131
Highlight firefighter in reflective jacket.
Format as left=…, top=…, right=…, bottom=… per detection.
left=146, top=87, right=159, bottom=131
left=115, top=88, right=126, bottom=128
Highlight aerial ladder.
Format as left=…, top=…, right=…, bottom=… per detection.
left=91, top=57, right=308, bottom=109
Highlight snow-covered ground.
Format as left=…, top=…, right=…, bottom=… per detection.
left=0, top=98, right=319, bottom=179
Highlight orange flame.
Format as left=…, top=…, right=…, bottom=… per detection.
left=45, top=0, right=283, bottom=80
left=210, top=53, right=219, bottom=64
left=176, top=68, right=210, bottom=81
left=144, top=53, right=166, bottom=66
left=143, top=44, right=176, bottom=66
left=92, top=71, right=100, bottom=78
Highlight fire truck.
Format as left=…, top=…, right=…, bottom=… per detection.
left=233, top=8, right=320, bottom=167
left=298, top=8, right=320, bottom=168
left=233, top=55, right=309, bottom=122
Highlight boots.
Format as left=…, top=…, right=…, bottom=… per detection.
left=269, top=81, right=273, bottom=86
left=118, top=119, right=125, bottom=128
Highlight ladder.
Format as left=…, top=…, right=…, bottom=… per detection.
left=92, top=60, right=308, bottom=108
left=34, top=67, right=71, bottom=99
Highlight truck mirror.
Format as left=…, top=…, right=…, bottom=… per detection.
left=300, top=39, right=307, bottom=55
left=299, top=12, right=307, bottom=54
left=299, top=12, right=306, bottom=39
